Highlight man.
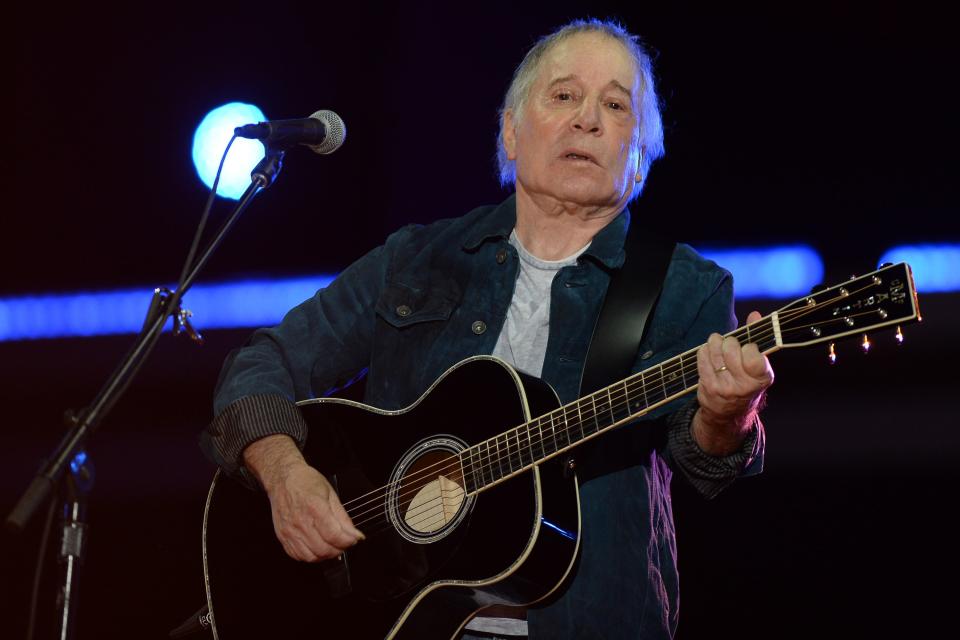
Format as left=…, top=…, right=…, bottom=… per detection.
left=202, top=19, right=773, bottom=639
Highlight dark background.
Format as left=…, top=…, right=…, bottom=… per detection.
left=4, top=1, right=958, bottom=638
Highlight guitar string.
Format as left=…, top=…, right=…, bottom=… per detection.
left=344, top=299, right=861, bottom=532
left=341, top=305, right=795, bottom=524
left=347, top=310, right=827, bottom=533
left=348, top=316, right=788, bottom=532
left=343, top=284, right=898, bottom=532
left=350, top=326, right=850, bottom=535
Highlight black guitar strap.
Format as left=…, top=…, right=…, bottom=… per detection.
left=566, top=214, right=675, bottom=482
left=578, top=216, right=676, bottom=399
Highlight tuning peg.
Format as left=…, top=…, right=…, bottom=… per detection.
left=861, top=334, right=871, bottom=354
left=895, top=325, right=904, bottom=344
left=828, top=342, right=837, bottom=365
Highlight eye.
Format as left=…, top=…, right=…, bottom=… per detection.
left=607, top=101, right=623, bottom=110
left=556, top=92, right=573, bottom=102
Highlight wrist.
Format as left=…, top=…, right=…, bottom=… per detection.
left=243, top=434, right=306, bottom=492
left=692, top=407, right=755, bottom=457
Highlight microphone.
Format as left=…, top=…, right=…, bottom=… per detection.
left=235, top=109, right=346, bottom=155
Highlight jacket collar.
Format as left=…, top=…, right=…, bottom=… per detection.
left=462, top=192, right=630, bottom=270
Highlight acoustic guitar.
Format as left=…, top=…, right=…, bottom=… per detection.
left=201, top=262, right=920, bottom=639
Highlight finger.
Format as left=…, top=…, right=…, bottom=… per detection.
left=314, top=506, right=363, bottom=550
left=300, top=533, right=343, bottom=561
left=741, top=343, right=775, bottom=385
left=698, top=342, right=719, bottom=385
left=746, top=310, right=762, bottom=325
left=706, top=332, right=727, bottom=371
left=721, top=334, right=745, bottom=376
left=283, top=537, right=319, bottom=563
left=330, top=494, right=365, bottom=540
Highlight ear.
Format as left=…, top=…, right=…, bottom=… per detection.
left=502, top=109, right=518, bottom=161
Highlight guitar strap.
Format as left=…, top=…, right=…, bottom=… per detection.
left=578, top=214, right=676, bottom=398
left=565, top=213, right=675, bottom=483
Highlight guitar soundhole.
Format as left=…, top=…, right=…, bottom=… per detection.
left=389, top=437, right=475, bottom=544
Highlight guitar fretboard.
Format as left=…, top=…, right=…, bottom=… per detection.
left=459, top=316, right=779, bottom=493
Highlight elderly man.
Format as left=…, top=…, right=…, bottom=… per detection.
left=202, top=18, right=772, bottom=639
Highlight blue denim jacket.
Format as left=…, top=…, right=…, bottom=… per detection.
left=203, top=194, right=764, bottom=639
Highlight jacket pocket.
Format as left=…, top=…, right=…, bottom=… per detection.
left=374, top=281, right=458, bottom=328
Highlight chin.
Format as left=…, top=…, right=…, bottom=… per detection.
left=550, top=179, right=621, bottom=208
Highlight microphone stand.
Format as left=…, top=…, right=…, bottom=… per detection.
left=6, top=147, right=286, bottom=640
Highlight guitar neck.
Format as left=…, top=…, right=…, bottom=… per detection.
left=460, top=315, right=782, bottom=494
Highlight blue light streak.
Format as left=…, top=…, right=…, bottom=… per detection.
left=0, top=276, right=335, bottom=342
left=879, top=244, right=960, bottom=293
left=541, top=517, right=577, bottom=541
left=697, top=245, right=824, bottom=299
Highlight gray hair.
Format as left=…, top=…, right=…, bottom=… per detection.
left=496, top=19, right=665, bottom=200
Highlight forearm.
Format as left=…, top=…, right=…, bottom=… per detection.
left=243, top=434, right=308, bottom=493
left=691, top=405, right=757, bottom=457
left=200, top=394, right=309, bottom=478
left=664, top=399, right=764, bottom=499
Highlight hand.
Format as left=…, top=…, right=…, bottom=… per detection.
left=244, top=435, right=364, bottom=562
left=693, top=311, right=774, bottom=455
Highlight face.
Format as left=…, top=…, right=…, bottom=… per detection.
left=504, top=33, right=643, bottom=211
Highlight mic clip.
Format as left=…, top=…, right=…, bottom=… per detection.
left=145, top=288, right=204, bottom=345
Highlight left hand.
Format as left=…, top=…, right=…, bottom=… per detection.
left=693, top=310, right=775, bottom=455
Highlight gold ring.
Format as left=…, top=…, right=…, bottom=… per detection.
left=714, top=365, right=728, bottom=373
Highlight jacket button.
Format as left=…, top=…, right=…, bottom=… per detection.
left=471, top=320, right=487, bottom=335
left=396, top=305, right=412, bottom=317
left=495, top=248, right=507, bottom=264
left=641, top=350, right=654, bottom=360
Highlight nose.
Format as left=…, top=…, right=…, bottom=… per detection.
left=571, top=99, right=602, bottom=135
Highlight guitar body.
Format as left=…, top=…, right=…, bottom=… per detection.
left=202, top=356, right=581, bottom=639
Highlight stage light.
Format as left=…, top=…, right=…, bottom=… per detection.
left=192, top=102, right=267, bottom=200
left=697, top=245, right=824, bottom=299
left=879, top=244, right=960, bottom=293
left=0, top=245, right=833, bottom=342
left=0, top=276, right=335, bottom=342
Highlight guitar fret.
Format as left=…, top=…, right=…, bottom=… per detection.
left=524, top=425, right=535, bottom=468
left=584, top=396, right=595, bottom=440
left=513, top=427, right=526, bottom=470
left=500, top=433, right=513, bottom=474
left=557, top=408, right=568, bottom=451
left=650, top=366, right=667, bottom=405
left=466, top=447, right=478, bottom=492
left=606, top=387, right=617, bottom=425
left=479, top=441, right=490, bottom=487
left=623, top=380, right=636, bottom=416
left=489, top=439, right=500, bottom=483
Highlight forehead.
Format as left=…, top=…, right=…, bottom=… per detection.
left=536, top=33, right=639, bottom=92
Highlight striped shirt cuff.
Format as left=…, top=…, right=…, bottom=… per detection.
left=665, top=398, right=762, bottom=499
left=200, top=394, right=308, bottom=480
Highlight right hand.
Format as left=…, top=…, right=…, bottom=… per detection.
left=244, top=435, right=364, bottom=562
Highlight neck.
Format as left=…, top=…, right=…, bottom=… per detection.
left=460, top=315, right=781, bottom=493
left=513, top=185, right=623, bottom=261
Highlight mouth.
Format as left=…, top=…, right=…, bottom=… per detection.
left=561, top=149, right=598, bottom=164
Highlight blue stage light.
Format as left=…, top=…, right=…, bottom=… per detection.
left=0, top=276, right=335, bottom=342
left=0, top=245, right=832, bottom=342
left=697, top=245, right=824, bottom=299
left=192, top=102, right=267, bottom=200
left=879, top=244, right=960, bottom=293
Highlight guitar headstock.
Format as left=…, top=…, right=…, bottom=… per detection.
left=772, top=262, right=921, bottom=350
